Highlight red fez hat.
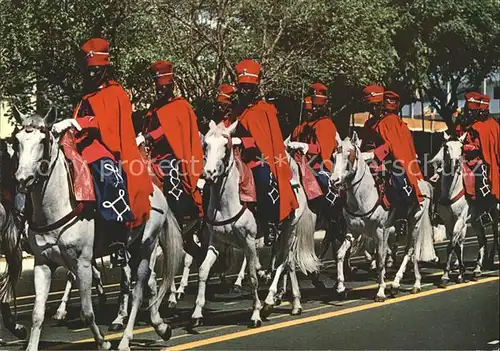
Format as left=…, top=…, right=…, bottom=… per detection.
left=217, top=83, right=237, bottom=104
left=311, top=82, right=328, bottom=106
left=363, top=85, right=384, bottom=104
left=480, top=94, right=490, bottom=111
left=464, top=92, right=486, bottom=110
left=383, top=91, right=400, bottom=112
left=303, top=96, right=313, bottom=111
left=81, top=38, right=110, bottom=67
left=235, top=59, right=261, bottom=85
left=150, top=60, right=174, bottom=86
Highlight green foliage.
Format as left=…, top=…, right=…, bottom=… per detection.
left=0, top=0, right=498, bottom=132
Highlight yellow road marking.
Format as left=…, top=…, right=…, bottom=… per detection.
left=166, top=276, right=499, bottom=351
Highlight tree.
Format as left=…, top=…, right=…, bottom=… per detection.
left=392, top=0, right=500, bottom=131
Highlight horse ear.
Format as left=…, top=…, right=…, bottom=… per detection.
left=12, top=105, right=25, bottom=125
left=443, top=131, right=451, bottom=141
left=44, top=106, right=57, bottom=126
left=208, top=120, right=217, bottom=130
left=458, top=132, right=467, bottom=143
left=351, top=131, right=361, bottom=148
left=226, top=120, right=239, bottom=135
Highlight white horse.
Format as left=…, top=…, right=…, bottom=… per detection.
left=191, top=120, right=318, bottom=327
left=12, top=107, right=183, bottom=351
left=330, top=133, right=436, bottom=301
left=430, top=133, right=496, bottom=285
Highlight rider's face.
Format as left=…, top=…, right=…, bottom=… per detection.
left=237, top=83, right=257, bottom=106
left=85, top=65, right=107, bottom=88
left=156, top=84, right=173, bottom=100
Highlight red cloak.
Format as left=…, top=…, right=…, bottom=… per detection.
left=472, top=119, right=500, bottom=201
left=83, top=81, right=153, bottom=228
left=291, top=117, right=338, bottom=171
left=238, top=100, right=298, bottom=221
left=373, top=113, right=423, bottom=201
left=155, top=97, right=204, bottom=210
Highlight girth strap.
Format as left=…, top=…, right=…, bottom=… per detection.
left=30, top=202, right=86, bottom=233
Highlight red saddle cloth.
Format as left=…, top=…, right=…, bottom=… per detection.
left=462, top=161, right=476, bottom=200
left=138, top=145, right=164, bottom=190
left=59, top=131, right=95, bottom=202
left=234, top=148, right=257, bottom=203
left=368, top=163, right=391, bottom=210
left=293, top=153, right=323, bottom=201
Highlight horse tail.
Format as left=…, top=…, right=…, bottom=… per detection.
left=414, top=181, right=437, bottom=262
left=292, top=206, right=320, bottom=275
left=152, top=205, right=183, bottom=308
left=0, top=207, right=22, bottom=305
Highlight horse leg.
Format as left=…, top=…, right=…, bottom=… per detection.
left=410, top=252, right=422, bottom=294
left=167, top=280, right=178, bottom=309
left=391, top=226, right=414, bottom=294
left=375, top=227, right=388, bottom=302
left=109, top=265, right=131, bottom=332
left=276, top=273, right=287, bottom=305
left=191, top=246, right=218, bottom=327
left=440, top=221, right=455, bottom=287
left=26, top=264, right=53, bottom=351
left=53, top=271, right=75, bottom=322
left=487, top=209, right=499, bottom=267
left=176, top=253, right=193, bottom=300
left=76, top=259, right=110, bottom=350
left=147, top=261, right=172, bottom=341
left=473, top=222, right=487, bottom=278
left=92, top=263, right=107, bottom=307
left=118, top=255, right=152, bottom=350
left=244, top=237, right=262, bottom=328
left=335, top=234, right=352, bottom=299
left=263, top=262, right=285, bottom=314
left=232, top=256, right=246, bottom=293
left=289, top=268, right=302, bottom=315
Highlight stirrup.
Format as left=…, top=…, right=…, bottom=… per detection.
left=479, top=212, right=493, bottom=228
left=264, top=224, right=278, bottom=247
left=109, top=242, right=129, bottom=268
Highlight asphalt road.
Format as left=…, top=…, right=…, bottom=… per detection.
left=0, top=235, right=498, bottom=350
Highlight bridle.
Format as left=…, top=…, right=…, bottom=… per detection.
left=203, top=134, right=247, bottom=226
left=14, top=125, right=85, bottom=233
left=336, top=144, right=382, bottom=218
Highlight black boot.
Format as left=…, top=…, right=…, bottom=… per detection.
left=264, top=223, right=278, bottom=247
left=109, top=241, right=129, bottom=268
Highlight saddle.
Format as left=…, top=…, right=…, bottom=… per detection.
left=368, top=163, right=391, bottom=210
left=59, top=131, right=95, bottom=202
left=293, top=153, right=323, bottom=201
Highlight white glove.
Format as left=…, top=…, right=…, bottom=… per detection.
left=429, top=173, right=440, bottom=182
left=231, top=137, right=242, bottom=146
left=288, top=141, right=309, bottom=154
left=196, top=178, right=206, bottom=190
left=361, top=152, right=374, bottom=160
left=136, top=133, right=145, bottom=146
left=51, top=119, right=82, bottom=134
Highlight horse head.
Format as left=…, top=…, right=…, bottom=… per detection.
left=203, top=120, right=238, bottom=184
left=330, top=131, right=361, bottom=189
left=12, top=106, right=57, bottom=191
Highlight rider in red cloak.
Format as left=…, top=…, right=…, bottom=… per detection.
left=360, top=86, right=424, bottom=232
left=138, top=60, right=204, bottom=225
left=216, top=83, right=238, bottom=128
left=461, top=92, right=498, bottom=227
left=51, top=38, right=153, bottom=266
left=232, top=59, right=298, bottom=246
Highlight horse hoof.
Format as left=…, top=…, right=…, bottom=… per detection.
left=410, top=287, right=421, bottom=294
left=439, top=280, right=449, bottom=289
left=100, top=341, right=112, bottom=350
left=456, top=276, right=464, bottom=284
left=473, top=271, right=482, bottom=279
left=14, top=324, right=27, bottom=340
left=291, top=308, right=302, bottom=316
left=168, top=301, right=177, bottom=309
left=158, top=324, right=172, bottom=341
left=108, top=323, right=124, bottom=332
left=336, top=289, right=348, bottom=300
left=176, top=292, right=185, bottom=301
left=390, top=286, right=399, bottom=296
left=231, top=285, right=242, bottom=294
left=374, top=295, right=386, bottom=302
left=190, top=317, right=204, bottom=328
left=248, top=319, right=262, bottom=328
left=261, top=303, right=273, bottom=319
left=275, top=297, right=283, bottom=306
left=52, top=312, right=67, bottom=324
